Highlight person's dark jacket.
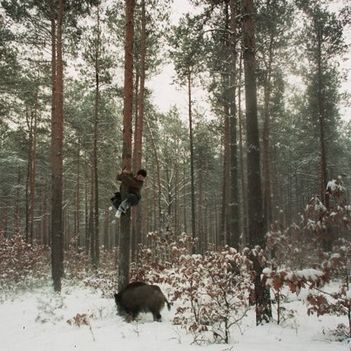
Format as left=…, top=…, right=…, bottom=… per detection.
left=117, top=172, right=144, bottom=198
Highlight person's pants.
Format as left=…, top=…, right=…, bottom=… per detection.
left=118, top=193, right=140, bottom=213
left=111, top=192, right=122, bottom=210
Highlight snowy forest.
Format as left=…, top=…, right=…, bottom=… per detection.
left=1, top=0, right=351, bottom=350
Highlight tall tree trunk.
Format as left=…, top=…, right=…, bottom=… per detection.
left=317, top=28, right=328, bottom=207
left=50, top=0, right=65, bottom=292
left=238, top=54, right=248, bottom=245
left=88, top=169, right=94, bottom=261
left=188, top=72, right=196, bottom=252
left=41, top=180, right=49, bottom=246
left=174, top=162, right=180, bottom=234
left=228, top=0, right=240, bottom=249
left=84, top=156, right=89, bottom=253
left=30, top=101, right=38, bottom=244
left=14, top=168, right=21, bottom=233
left=24, top=102, right=38, bottom=243
left=316, top=25, right=330, bottom=252
left=132, top=0, right=147, bottom=261
left=118, top=0, right=135, bottom=291
left=145, top=118, right=162, bottom=230
left=262, top=33, right=274, bottom=231
left=92, top=6, right=101, bottom=268
left=25, top=106, right=32, bottom=243
left=242, top=0, right=265, bottom=247
left=220, top=111, right=230, bottom=247
left=198, top=167, right=204, bottom=253
left=183, top=162, right=188, bottom=234
left=103, top=209, right=109, bottom=249
left=131, top=68, right=139, bottom=262
left=166, top=168, right=172, bottom=230
left=242, top=0, right=271, bottom=324
left=220, top=4, right=231, bottom=248
left=75, top=138, right=81, bottom=248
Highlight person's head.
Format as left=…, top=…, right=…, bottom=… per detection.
left=136, top=169, right=147, bottom=181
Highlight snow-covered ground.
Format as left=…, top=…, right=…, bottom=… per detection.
left=0, top=282, right=348, bottom=351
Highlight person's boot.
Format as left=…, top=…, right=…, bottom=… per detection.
left=115, top=209, right=123, bottom=218
left=115, top=199, right=129, bottom=218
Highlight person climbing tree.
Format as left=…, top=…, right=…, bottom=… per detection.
left=111, top=168, right=147, bottom=218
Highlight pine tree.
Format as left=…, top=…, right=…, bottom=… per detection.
left=169, top=14, right=205, bottom=251
left=241, top=0, right=271, bottom=324
left=297, top=0, right=346, bottom=250
left=118, top=0, right=135, bottom=290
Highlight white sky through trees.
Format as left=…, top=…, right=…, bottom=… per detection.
left=149, top=0, right=351, bottom=122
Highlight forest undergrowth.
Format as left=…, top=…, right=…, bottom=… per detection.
left=1, top=185, right=351, bottom=344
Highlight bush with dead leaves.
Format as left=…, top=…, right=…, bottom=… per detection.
left=0, top=232, right=50, bottom=293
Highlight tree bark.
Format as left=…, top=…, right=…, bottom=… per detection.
left=75, top=138, right=81, bottom=248
left=14, top=168, right=21, bottom=234
left=188, top=72, right=196, bottom=252
left=242, top=0, right=271, bottom=325
left=50, top=0, right=65, bottom=292
left=24, top=100, right=38, bottom=244
left=92, top=6, right=101, bottom=268
left=242, top=0, right=265, bottom=247
left=25, top=106, right=32, bottom=243
left=220, top=110, right=230, bottom=247
left=316, top=23, right=331, bottom=252
left=30, top=100, right=38, bottom=244
left=118, top=0, right=135, bottom=291
left=228, top=0, right=240, bottom=249
left=238, top=54, right=248, bottom=245
left=145, top=118, right=162, bottom=230
left=262, top=33, right=274, bottom=231
left=317, top=27, right=328, bottom=207
left=132, top=0, right=147, bottom=261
